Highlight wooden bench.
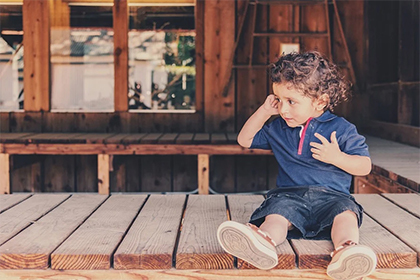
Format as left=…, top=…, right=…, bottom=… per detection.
left=0, top=193, right=419, bottom=279
left=1, top=133, right=418, bottom=195
left=0, top=132, right=272, bottom=195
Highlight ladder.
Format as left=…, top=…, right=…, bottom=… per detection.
left=221, top=0, right=357, bottom=95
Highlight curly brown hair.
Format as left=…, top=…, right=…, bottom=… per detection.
left=269, top=51, right=351, bottom=111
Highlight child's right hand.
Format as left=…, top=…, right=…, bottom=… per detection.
left=262, top=94, right=280, bottom=116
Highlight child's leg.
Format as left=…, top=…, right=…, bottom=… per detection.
left=330, top=210, right=359, bottom=248
left=259, top=214, right=291, bottom=246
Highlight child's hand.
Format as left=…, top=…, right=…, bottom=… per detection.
left=262, top=94, right=280, bottom=116
left=309, top=131, right=343, bottom=165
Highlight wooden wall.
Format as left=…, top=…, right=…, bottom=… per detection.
left=1, top=0, right=418, bottom=193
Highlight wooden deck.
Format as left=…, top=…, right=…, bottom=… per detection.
left=0, top=193, right=419, bottom=279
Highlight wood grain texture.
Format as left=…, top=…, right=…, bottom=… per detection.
left=227, top=195, right=296, bottom=269
left=176, top=195, right=233, bottom=269
left=98, top=154, right=110, bottom=195
left=114, top=195, right=185, bottom=269
left=0, top=194, right=31, bottom=213
left=198, top=154, right=209, bottom=195
left=0, top=194, right=107, bottom=269
left=23, top=0, right=50, bottom=111
left=291, top=239, right=333, bottom=269
left=0, top=194, right=69, bottom=246
left=381, top=193, right=420, bottom=219
left=0, top=154, right=10, bottom=194
left=51, top=194, right=147, bottom=270
left=1, top=268, right=420, bottom=280
left=354, top=194, right=420, bottom=267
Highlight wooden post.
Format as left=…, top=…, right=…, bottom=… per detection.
left=0, top=154, right=10, bottom=194
left=23, top=0, right=50, bottom=112
left=98, top=154, right=110, bottom=195
left=113, top=0, right=129, bottom=112
left=198, top=154, right=209, bottom=194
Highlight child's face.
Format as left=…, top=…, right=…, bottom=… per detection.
left=272, top=83, right=325, bottom=127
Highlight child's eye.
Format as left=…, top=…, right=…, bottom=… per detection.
left=288, top=100, right=295, bottom=105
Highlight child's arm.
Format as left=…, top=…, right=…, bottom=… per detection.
left=237, top=95, right=279, bottom=148
left=309, top=131, right=372, bottom=176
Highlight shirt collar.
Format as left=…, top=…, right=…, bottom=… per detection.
left=280, top=110, right=337, bottom=129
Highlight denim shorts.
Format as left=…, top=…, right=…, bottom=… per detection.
left=249, top=186, right=363, bottom=240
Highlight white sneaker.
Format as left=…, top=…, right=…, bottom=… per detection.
left=217, top=221, right=278, bottom=270
left=327, top=241, right=377, bottom=280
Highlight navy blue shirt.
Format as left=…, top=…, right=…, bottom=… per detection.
left=250, top=110, right=369, bottom=194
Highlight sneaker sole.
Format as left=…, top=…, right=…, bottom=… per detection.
left=327, top=246, right=377, bottom=280
left=217, top=221, right=278, bottom=270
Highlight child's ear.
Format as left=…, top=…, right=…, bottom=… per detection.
left=315, top=94, right=329, bottom=111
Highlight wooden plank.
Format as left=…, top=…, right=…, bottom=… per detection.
left=291, top=239, right=333, bottom=269
left=76, top=155, right=97, bottom=192
left=0, top=194, right=107, bottom=269
left=23, top=0, right=50, bottom=111
left=198, top=154, right=209, bottom=195
left=0, top=194, right=31, bottom=213
left=114, top=195, right=185, bottom=269
left=51, top=194, right=147, bottom=270
left=204, top=0, right=235, bottom=132
left=1, top=268, right=420, bottom=280
left=158, top=133, right=179, bottom=144
left=113, top=0, right=128, bottom=112
left=193, top=133, right=210, bottom=144
left=103, top=133, right=131, bottom=144
left=176, top=195, right=233, bottom=269
left=211, top=156, right=235, bottom=193
left=175, top=133, right=194, bottom=144
left=43, top=155, right=75, bottom=192
left=173, top=155, right=197, bottom=193
left=381, top=193, right=420, bottom=219
left=0, top=154, right=10, bottom=194
left=194, top=0, right=204, bottom=113
left=98, top=154, right=110, bottom=195
left=363, top=121, right=420, bottom=148
left=0, top=194, right=69, bottom=246
left=0, top=133, right=35, bottom=143
left=236, top=155, right=268, bottom=192
left=140, top=156, right=172, bottom=193
left=226, top=133, right=238, bottom=144
left=354, top=194, right=420, bottom=266
left=71, top=133, right=117, bottom=144
left=227, top=195, right=296, bottom=269
left=210, top=133, right=227, bottom=144
left=121, top=133, right=148, bottom=144
left=140, top=133, right=163, bottom=144
left=354, top=173, right=415, bottom=194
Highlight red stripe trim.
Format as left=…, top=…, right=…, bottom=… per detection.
left=298, top=118, right=312, bottom=155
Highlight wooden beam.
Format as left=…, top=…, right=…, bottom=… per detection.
left=113, top=0, right=128, bottom=112
left=23, top=0, right=50, bottom=112
left=194, top=0, right=204, bottom=113
left=0, top=143, right=274, bottom=155
left=61, top=0, right=194, bottom=4
left=98, top=154, right=110, bottom=194
left=198, top=154, right=209, bottom=194
left=0, top=154, right=10, bottom=194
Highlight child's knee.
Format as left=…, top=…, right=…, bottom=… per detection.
left=333, top=210, right=357, bottom=223
left=265, top=214, right=293, bottom=230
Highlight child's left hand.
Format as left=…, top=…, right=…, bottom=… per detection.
left=309, top=131, right=342, bottom=164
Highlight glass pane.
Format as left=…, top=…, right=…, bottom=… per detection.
left=50, top=4, right=114, bottom=111
left=0, top=4, right=23, bottom=111
left=128, top=4, right=195, bottom=112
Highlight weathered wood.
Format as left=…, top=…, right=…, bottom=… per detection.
left=140, top=156, right=171, bottom=193
left=381, top=193, right=420, bottom=219
left=354, top=172, right=415, bottom=194
left=193, top=133, right=210, bottom=144
left=176, top=195, right=233, bottom=269
left=114, top=195, right=185, bottom=269
left=210, top=133, right=227, bottom=144
left=140, top=133, right=163, bottom=144
left=51, top=194, right=147, bottom=270
left=72, top=133, right=117, bottom=144
left=291, top=239, right=333, bottom=269
left=198, top=154, right=209, bottom=195
left=194, top=0, right=204, bottom=113
left=23, top=0, right=50, bottom=111
left=43, top=155, right=75, bottom=192
left=354, top=194, right=420, bottom=266
left=0, top=143, right=273, bottom=155
left=175, top=133, right=194, bottom=144
left=227, top=195, right=296, bottom=269
left=0, top=154, right=10, bottom=194
left=158, top=133, right=179, bottom=144
left=173, top=155, right=197, bottom=193
left=0, top=133, right=35, bottom=143
left=236, top=155, right=268, bottom=192
left=76, top=155, right=97, bottom=192
left=0, top=194, right=69, bottom=246
left=1, top=268, right=419, bottom=280
left=204, top=0, right=235, bottom=132
left=0, top=194, right=31, bottom=213
left=0, top=194, right=107, bottom=269
left=363, top=120, right=420, bottom=148
left=98, top=154, right=110, bottom=195
left=113, top=0, right=128, bottom=112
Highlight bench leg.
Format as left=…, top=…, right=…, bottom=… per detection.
left=0, top=153, right=10, bottom=194
left=198, top=154, right=209, bottom=195
left=98, top=154, right=110, bottom=195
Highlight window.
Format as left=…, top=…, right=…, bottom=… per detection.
left=0, top=4, right=23, bottom=111
left=128, top=3, right=196, bottom=112
left=50, top=4, right=114, bottom=111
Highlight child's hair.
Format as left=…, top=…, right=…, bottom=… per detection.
left=269, top=51, right=351, bottom=111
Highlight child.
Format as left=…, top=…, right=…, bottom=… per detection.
left=217, top=51, right=377, bottom=280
